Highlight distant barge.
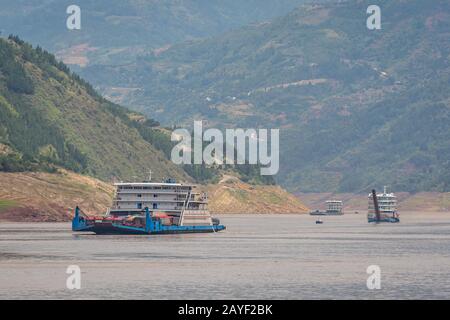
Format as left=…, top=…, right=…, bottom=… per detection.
left=310, top=200, right=344, bottom=216
left=72, top=179, right=225, bottom=234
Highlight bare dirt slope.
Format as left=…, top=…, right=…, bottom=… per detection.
left=206, top=176, right=309, bottom=214
left=0, top=172, right=309, bottom=222
left=0, top=170, right=114, bottom=222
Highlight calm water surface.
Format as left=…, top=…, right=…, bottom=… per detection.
left=1, top=212, right=450, bottom=299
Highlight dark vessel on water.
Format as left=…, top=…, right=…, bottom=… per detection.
left=368, top=187, right=400, bottom=223
left=72, top=179, right=226, bottom=234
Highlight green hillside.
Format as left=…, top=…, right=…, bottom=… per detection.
left=0, top=36, right=274, bottom=186
left=0, top=36, right=191, bottom=182
left=83, top=0, right=450, bottom=193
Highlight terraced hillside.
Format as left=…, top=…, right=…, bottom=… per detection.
left=85, top=0, right=450, bottom=193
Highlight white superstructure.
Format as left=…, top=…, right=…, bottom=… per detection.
left=110, top=179, right=212, bottom=226
left=368, top=186, right=397, bottom=216
left=325, top=200, right=343, bottom=215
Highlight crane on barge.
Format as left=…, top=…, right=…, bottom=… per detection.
left=368, top=188, right=400, bottom=223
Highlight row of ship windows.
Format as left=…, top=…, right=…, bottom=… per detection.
left=117, top=203, right=204, bottom=209
left=119, top=187, right=190, bottom=190
left=118, top=194, right=192, bottom=199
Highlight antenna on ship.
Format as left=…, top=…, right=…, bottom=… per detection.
left=147, top=169, right=152, bottom=182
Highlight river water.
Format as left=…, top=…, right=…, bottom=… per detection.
left=1, top=212, right=450, bottom=299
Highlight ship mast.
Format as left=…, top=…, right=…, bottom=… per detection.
left=372, top=189, right=381, bottom=222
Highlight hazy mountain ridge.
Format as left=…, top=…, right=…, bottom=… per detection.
left=81, top=0, right=450, bottom=193
left=0, top=0, right=308, bottom=67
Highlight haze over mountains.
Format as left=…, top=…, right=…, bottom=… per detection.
left=81, top=0, right=450, bottom=193
left=1, top=0, right=449, bottom=194
left=0, top=0, right=307, bottom=66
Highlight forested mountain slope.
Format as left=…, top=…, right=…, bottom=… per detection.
left=84, top=0, right=450, bottom=193
left=0, top=36, right=190, bottom=182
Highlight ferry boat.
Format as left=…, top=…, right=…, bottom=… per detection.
left=367, top=186, right=400, bottom=223
left=310, top=200, right=344, bottom=216
left=72, top=178, right=226, bottom=234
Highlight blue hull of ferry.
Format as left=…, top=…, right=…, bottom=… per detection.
left=368, top=217, right=400, bottom=223
left=72, top=208, right=226, bottom=235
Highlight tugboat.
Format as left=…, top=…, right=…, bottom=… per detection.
left=72, top=178, right=226, bottom=234
left=367, top=186, right=400, bottom=223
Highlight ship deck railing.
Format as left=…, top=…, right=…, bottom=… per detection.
left=116, top=190, right=190, bottom=195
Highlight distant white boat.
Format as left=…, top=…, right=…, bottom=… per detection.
left=368, top=186, right=400, bottom=223
left=310, top=200, right=344, bottom=216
